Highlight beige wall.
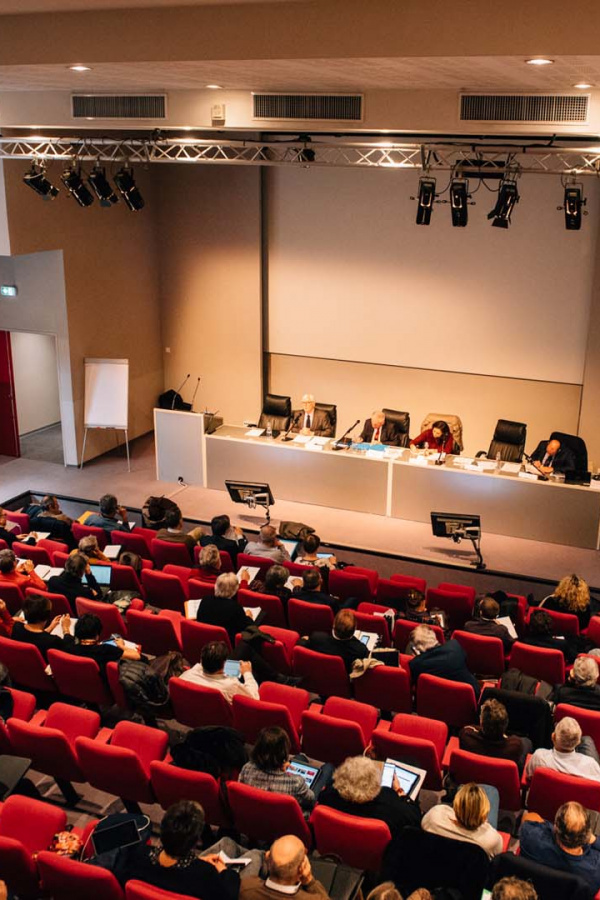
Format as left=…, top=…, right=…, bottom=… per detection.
left=269, top=353, right=582, bottom=458
left=578, top=220, right=600, bottom=468
left=156, top=164, right=262, bottom=426
left=11, top=331, right=60, bottom=435
left=3, top=160, right=163, bottom=462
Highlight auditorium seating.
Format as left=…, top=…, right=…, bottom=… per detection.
left=310, top=805, right=392, bottom=871
left=238, top=586, right=287, bottom=628
left=416, top=673, right=478, bottom=730
left=149, top=761, right=231, bottom=828
left=38, top=851, right=126, bottom=900
left=169, top=677, right=233, bottom=727
left=329, top=568, right=374, bottom=603
left=478, top=419, right=527, bottom=463
left=75, top=597, right=129, bottom=640
left=528, top=607, right=580, bottom=636
left=353, top=664, right=413, bottom=714
left=291, top=645, right=351, bottom=698
left=509, top=641, right=566, bottom=684
left=0, top=795, right=70, bottom=898
left=72, top=522, right=108, bottom=549
left=141, top=570, right=188, bottom=612
left=233, top=692, right=303, bottom=752
left=301, top=698, right=377, bottom=764
left=448, top=748, right=522, bottom=811
left=110, top=529, right=153, bottom=559
left=372, top=713, right=448, bottom=790
left=258, top=392, right=292, bottom=432
left=151, top=539, right=193, bottom=569
left=25, top=586, right=72, bottom=616
left=227, top=781, right=312, bottom=846
left=47, top=649, right=114, bottom=708
left=393, top=618, right=445, bottom=651
left=0, top=636, right=57, bottom=694
left=287, top=597, right=334, bottom=634
left=453, top=630, right=505, bottom=679
left=180, top=618, right=231, bottom=662
left=554, top=703, right=600, bottom=748
left=126, top=608, right=183, bottom=655
left=526, top=767, right=600, bottom=822
left=426, top=587, right=473, bottom=631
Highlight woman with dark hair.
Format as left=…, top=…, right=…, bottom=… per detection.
left=295, top=534, right=337, bottom=569
left=521, top=609, right=579, bottom=664
left=238, top=726, right=316, bottom=812
left=410, top=420, right=455, bottom=455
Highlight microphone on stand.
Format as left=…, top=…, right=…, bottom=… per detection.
left=332, top=419, right=360, bottom=451
left=523, top=452, right=548, bottom=480
left=171, top=374, right=191, bottom=409
left=190, top=376, right=201, bottom=412
left=281, top=411, right=301, bottom=442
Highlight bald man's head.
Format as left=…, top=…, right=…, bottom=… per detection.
left=268, top=835, right=306, bottom=884
left=555, top=801, right=592, bottom=850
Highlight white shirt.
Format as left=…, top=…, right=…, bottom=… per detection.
left=179, top=665, right=259, bottom=703
left=421, top=803, right=503, bottom=858
left=527, top=747, right=600, bottom=783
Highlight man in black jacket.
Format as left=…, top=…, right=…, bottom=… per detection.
left=47, top=552, right=101, bottom=613
left=463, top=596, right=515, bottom=654
left=199, top=515, right=247, bottom=567
left=530, top=438, right=576, bottom=475
left=552, top=656, right=600, bottom=712
left=302, top=609, right=369, bottom=673
left=292, top=569, right=339, bottom=611
left=358, top=410, right=402, bottom=446
left=408, top=625, right=480, bottom=697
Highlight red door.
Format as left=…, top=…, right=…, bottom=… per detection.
left=0, top=330, right=20, bottom=457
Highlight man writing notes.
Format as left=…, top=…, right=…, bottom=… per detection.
left=530, top=437, right=575, bottom=476
left=358, top=410, right=399, bottom=446
left=291, top=393, right=334, bottom=437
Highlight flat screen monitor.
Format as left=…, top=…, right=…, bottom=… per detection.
left=431, top=511, right=481, bottom=538
left=225, top=480, right=274, bottom=507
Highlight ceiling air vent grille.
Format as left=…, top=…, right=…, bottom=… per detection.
left=72, top=94, right=167, bottom=119
left=253, top=93, right=363, bottom=121
left=460, top=94, right=588, bottom=123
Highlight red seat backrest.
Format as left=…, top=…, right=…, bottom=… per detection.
left=449, top=748, right=521, bottom=811
left=288, top=598, right=334, bottom=634
left=426, top=588, right=473, bottom=631
left=169, top=676, right=233, bottom=727
left=510, top=641, right=566, bottom=684
left=310, top=805, right=391, bottom=872
left=227, top=781, right=312, bottom=846
left=353, top=665, right=413, bottom=715
left=38, top=851, right=125, bottom=900
left=453, top=630, right=506, bottom=677
left=232, top=694, right=301, bottom=753
left=527, top=767, right=600, bottom=822
left=393, top=618, right=444, bottom=652
left=416, top=673, right=478, bottom=730
left=291, top=645, right=351, bottom=698
left=180, top=618, right=231, bottom=664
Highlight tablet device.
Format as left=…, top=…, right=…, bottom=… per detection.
left=380, top=758, right=426, bottom=801
left=90, top=564, right=112, bottom=586
left=224, top=659, right=241, bottom=678
left=91, top=818, right=142, bottom=855
left=288, top=759, right=319, bottom=788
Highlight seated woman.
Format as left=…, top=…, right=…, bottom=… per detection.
left=71, top=534, right=111, bottom=565
left=0, top=599, right=13, bottom=637
left=410, top=420, right=455, bottom=455
left=421, top=782, right=503, bottom=858
left=195, top=545, right=222, bottom=583
left=317, top=755, right=421, bottom=835
left=239, top=725, right=316, bottom=813
left=47, top=552, right=101, bottom=613
left=11, top=592, right=74, bottom=660
left=0, top=507, right=37, bottom=549
left=537, top=574, right=593, bottom=631
left=295, top=534, right=337, bottom=570
left=459, top=698, right=532, bottom=772
left=521, top=609, right=580, bottom=665
left=69, top=613, right=140, bottom=677
left=0, top=548, right=47, bottom=593
left=399, top=589, right=442, bottom=626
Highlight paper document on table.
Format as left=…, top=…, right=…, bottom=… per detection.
left=452, top=457, right=473, bottom=468
left=237, top=566, right=260, bottom=584
left=501, top=462, right=522, bottom=474
left=467, top=460, right=497, bottom=472
left=293, top=435, right=311, bottom=444
left=104, top=544, right=121, bottom=559
left=497, top=616, right=518, bottom=639
left=366, top=448, right=386, bottom=460
left=34, top=565, right=64, bottom=580
left=245, top=428, right=264, bottom=437
left=309, top=436, right=329, bottom=446
left=51, top=618, right=77, bottom=638
left=383, top=447, right=403, bottom=459
left=518, top=471, right=538, bottom=481
left=185, top=599, right=202, bottom=619
left=408, top=455, right=429, bottom=465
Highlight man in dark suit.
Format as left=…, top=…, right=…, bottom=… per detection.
left=408, top=624, right=480, bottom=697
left=358, top=410, right=401, bottom=446
left=290, top=394, right=334, bottom=438
left=463, top=596, right=515, bottom=653
left=530, top=438, right=576, bottom=475
left=293, top=569, right=339, bottom=611
left=302, top=609, right=369, bottom=673
left=199, top=514, right=247, bottom=567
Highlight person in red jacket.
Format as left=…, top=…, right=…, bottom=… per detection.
left=0, top=549, right=47, bottom=593
left=0, top=599, right=13, bottom=637
left=410, top=419, right=455, bottom=454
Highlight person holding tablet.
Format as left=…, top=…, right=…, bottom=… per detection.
left=238, top=726, right=316, bottom=813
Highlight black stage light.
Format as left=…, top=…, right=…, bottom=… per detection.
left=563, top=184, right=586, bottom=230
left=450, top=179, right=469, bottom=227
left=487, top=179, right=519, bottom=228
left=22, top=163, right=59, bottom=199
left=114, top=166, right=145, bottom=211
left=416, top=176, right=436, bottom=225
left=60, top=166, right=94, bottom=207
left=88, top=166, right=119, bottom=207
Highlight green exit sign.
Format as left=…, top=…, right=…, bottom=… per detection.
left=0, top=285, right=17, bottom=298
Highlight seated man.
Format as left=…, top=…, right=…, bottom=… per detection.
left=358, top=410, right=400, bottom=446
left=25, top=494, right=75, bottom=548
left=520, top=802, right=600, bottom=894
left=245, top=525, right=291, bottom=564
left=553, top=656, right=600, bottom=712
left=526, top=716, right=600, bottom=782
left=463, top=596, right=515, bottom=653
left=180, top=640, right=259, bottom=703
left=47, top=552, right=101, bottom=612
left=85, top=493, right=131, bottom=534
left=0, top=507, right=37, bottom=549
left=241, top=834, right=331, bottom=900
left=302, top=609, right=369, bottom=674
left=399, top=588, right=445, bottom=624
left=11, top=592, right=74, bottom=660
left=292, top=569, right=338, bottom=611
left=0, top=548, right=46, bottom=593
left=530, top=438, right=576, bottom=475
left=291, top=393, right=334, bottom=438
left=199, top=514, right=247, bottom=567
left=408, top=625, right=480, bottom=697
left=459, top=698, right=532, bottom=772
left=156, top=505, right=205, bottom=559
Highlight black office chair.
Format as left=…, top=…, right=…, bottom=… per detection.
left=488, top=852, right=593, bottom=900
left=550, top=430, right=588, bottom=476
left=315, top=402, right=337, bottom=437
left=477, top=419, right=527, bottom=462
left=382, top=408, right=411, bottom=448
left=258, top=393, right=292, bottom=432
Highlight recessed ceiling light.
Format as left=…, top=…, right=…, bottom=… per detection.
left=206, top=84, right=222, bottom=90
left=69, top=65, right=91, bottom=72
left=574, top=82, right=593, bottom=89
left=525, top=58, right=554, bottom=66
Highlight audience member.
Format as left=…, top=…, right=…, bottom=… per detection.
left=295, top=534, right=336, bottom=569
left=11, top=592, right=74, bottom=659
left=47, top=552, right=101, bottom=612
left=318, top=756, right=421, bottom=835
left=491, top=878, right=538, bottom=900
left=0, top=507, right=36, bottom=548
left=196, top=572, right=254, bottom=644
left=399, top=589, right=443, bottom=625
left=538, top=574, right=593, bottom=631
left=199, top=514, right=247, bottom=567
left=69, top=613, right=140, bottom=677
left=553, top=656, right=600, bottom=711
left=245, top=526, right=291, bottom=563
left=530, top=438, right=575, bottom=476
left=72, top=534, right=110, bottom=564
left=85, top=494, right=131, bottom=534
left=410, top=419, right=454, bottom=454
left=0, top=599, right=12, bottom=637
left=0, top=548, right=46, bottom=593
left=520, top=802, right=600, bottom=893
left=292, top=569, right=339, bottom=611
left=421, top=782, right=502, bottom=857
left=196, top=544, right=222, bottom=583
left=520, top=609, right=579, bottom=664
left=239, top=726, right=315, bottom=812
left=241, top=834, right=330, bottom=899
left=258, top=565, right=295, bottom=606
left=408, top=625, right=480, bottom=696
left=463, top=597, right=515, bottom=653
left=180, top=640, right=259, bottom=702
left=156, top=505, right=205, bottom=559
left=303, top=609, right=369, bottom=673
left=25, top=495, right=75, bottom=547
left=459, top=699, right=532, bottom=772
left=526, top=716, right=600, bottom=782
left=366, top=885, right=433, bottom=900
left=118, top=550, right=143, bottom=575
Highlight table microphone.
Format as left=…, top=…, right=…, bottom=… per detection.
left=171, top=374, right=190, bottom=409
left=523, top=452, right=548, bottom=481
left=281, top=411, right=301, bottom=442
left=190, top=376, right=201, bottom=412
left=332, top=419, right=360, bottom=451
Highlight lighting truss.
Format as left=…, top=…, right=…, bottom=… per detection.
left=3, top=135, right=600, bottom=176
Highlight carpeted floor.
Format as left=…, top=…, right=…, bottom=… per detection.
left=18, top=423, right=64, bottom=466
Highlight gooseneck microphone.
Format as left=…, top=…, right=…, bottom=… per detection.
left=190, top=376, right=201, bottom=412
left=332, top=419, right=360, bottom=451
left=172, top=373, right=191, bottom=409
left=282, top=410, right=302, bottom=442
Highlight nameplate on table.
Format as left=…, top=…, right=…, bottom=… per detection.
left=293, top=435, right=312, bottom=445
left=518, top=471, right=538, bottom=481
left=245, top=428, right=264, bottom=437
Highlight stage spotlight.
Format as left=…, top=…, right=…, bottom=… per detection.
left=60, top=165, right=94, bottom=207
left=487, top=178, right=519, bottom=228
left=114, top=166, right=145, bottom=211
left=22, top=163, right=59, bottom=199
left=562, top=184, right=586, bottom=230
left=416, top=176, right=436, bottom=225
left=449, top=178, right=469, bottom=227
left=88, top=166, right=119, bottom=207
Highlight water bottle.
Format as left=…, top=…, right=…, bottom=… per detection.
left=496, top=451, right=502, bottom=471
left=266, top=420, right=273, bottom=439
